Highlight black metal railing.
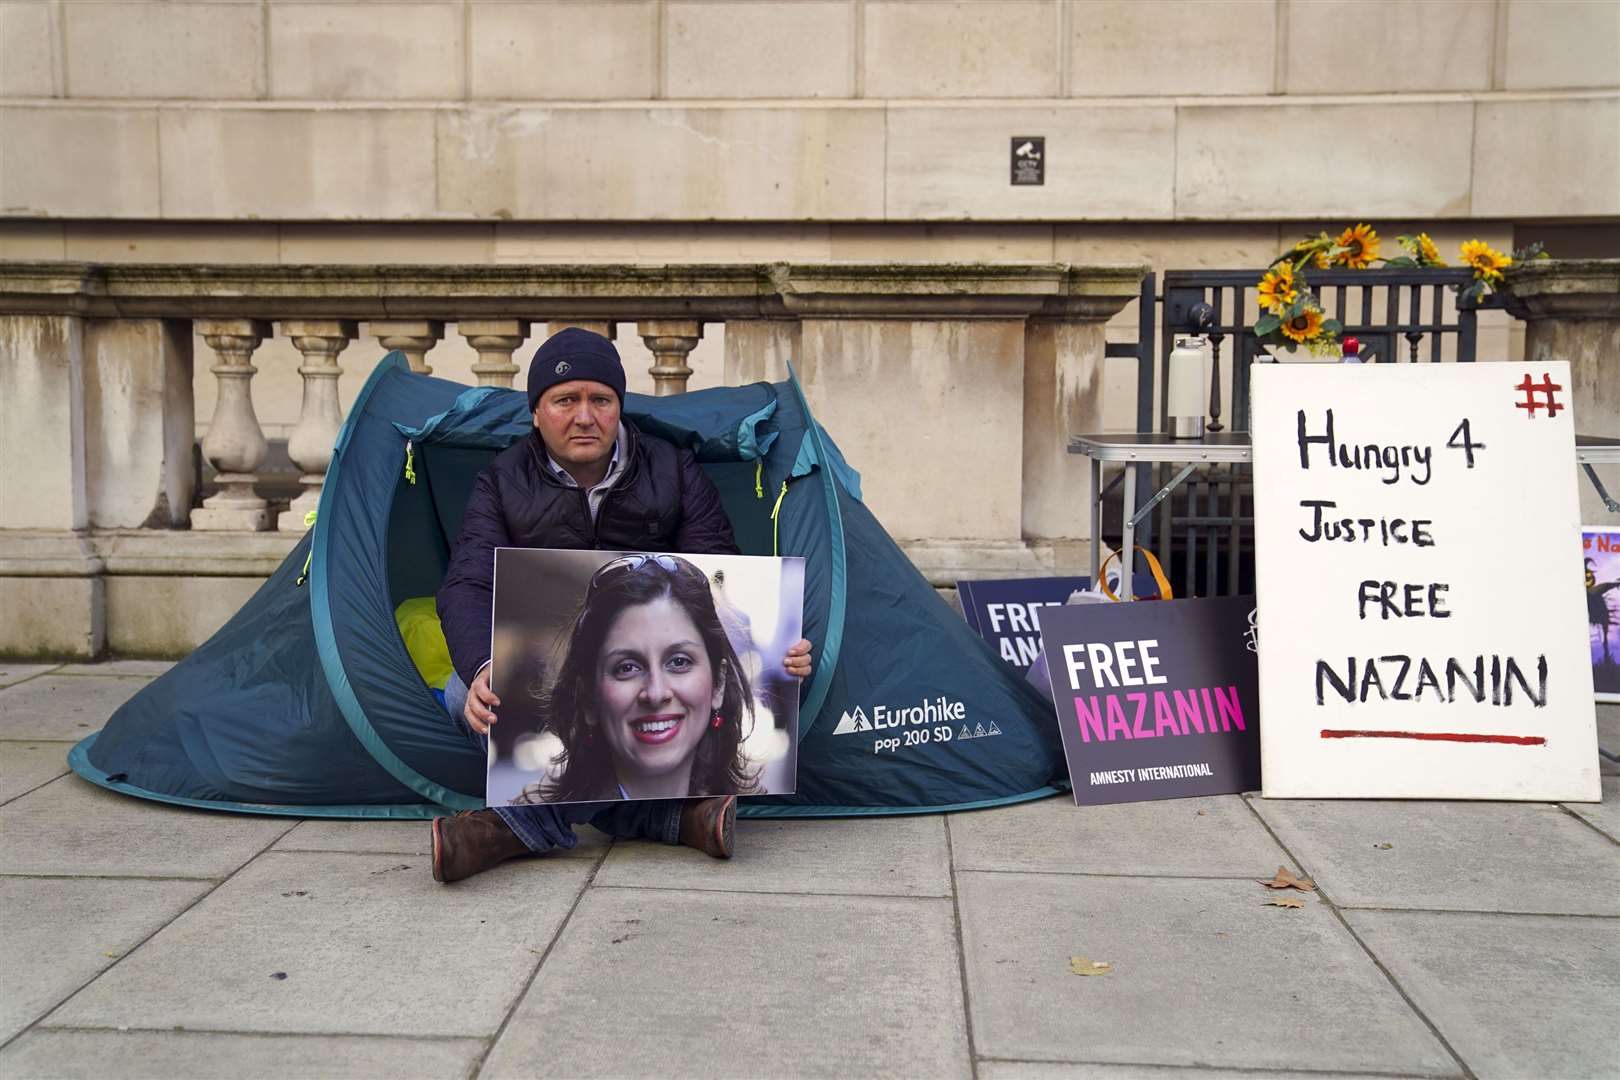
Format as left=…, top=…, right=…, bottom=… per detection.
left=1104, top=267, right=1484, bottom=598
left=1161, top=267, right=1482, bottom=432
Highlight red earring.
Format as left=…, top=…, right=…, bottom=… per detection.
left=711, top=712, right=724, bottom=730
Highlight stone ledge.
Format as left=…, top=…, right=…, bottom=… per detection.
left=767, top=264, right=1145, bottom=319
left=0, top=530, right=299, bottom=578
left=0, top=261, right=1148, bottom=321
left=0, top=529, right=1081, bottom=586
left=0, top=529, right=1082, bottom=657
left=1503, top=259, right=1620, bottom=321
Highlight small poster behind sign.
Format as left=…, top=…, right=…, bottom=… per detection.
left=1586, top=526, right=1620, bottom=702
left=1251, top=362, right=1600, bottom=801
left=1038, top=597, right=1262, bottom=806
left=957, top=576, right=1088, bottom=675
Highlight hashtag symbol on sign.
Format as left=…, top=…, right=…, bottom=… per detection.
left=1513, top=373, right=1563, bottom=418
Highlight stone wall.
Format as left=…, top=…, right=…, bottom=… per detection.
left=0, top=0, right=1615, bottom=223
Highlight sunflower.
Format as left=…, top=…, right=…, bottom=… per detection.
left=1289, top=233, right=1335, bottom=271
left=1333, top=223, right=1381, bottom=269
left=1281, top=306, right=1324, bottom=344
left=1257, top=263, right=1297, bottom=314
left=1460, top=239, right=1511, bottom=282
left=1416, top=232, right=1444, bottom=266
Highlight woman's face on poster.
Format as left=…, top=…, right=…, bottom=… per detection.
left=593, top=595, right=722, bottom=785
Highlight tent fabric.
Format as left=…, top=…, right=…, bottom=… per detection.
left=71, top=353, right=1065, bottom=819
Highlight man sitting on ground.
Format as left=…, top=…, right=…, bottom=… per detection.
left=432, top=328, right=812, bottom=883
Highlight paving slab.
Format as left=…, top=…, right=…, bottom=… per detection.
left=0, top=675, right=152, bottom=740
left=482, top=888, right=970, bottom=1079
left=0, top=739, right=72, bottom=804
left=48, top=850, right=590, bottom=1038
left=271, top=817, right=606, bottom=858
left=53, top=660, right=177, bottom=678
left=0, top=663, right=58, bottom=689
left=949, top=794, right=1295, bottom=879
left=956, top=871, right=1455, bottom=1075
left=594, top=814, right=951, bottom=896
left=980, top=1066, right=1423, bottom=1080
left=0, top=875, right=210, bottom=1044
left=1247, top=796, right=1620, bottom=915
left=0, top=1030, right=484, bottom=1079
left=1345, top=909, right=1620, bottom=1080
left=1562, top=773, right=1620, bottom=841
left=0, top=776, right=293, bottom=878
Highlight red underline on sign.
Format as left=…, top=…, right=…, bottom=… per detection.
left=1319, top=729, right=1545, bottom=746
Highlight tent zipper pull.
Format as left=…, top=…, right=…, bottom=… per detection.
left=754, top=459, right=763, bottom=499
left=295, top=510, right=317, bottom=587
left=404, top=440, right=416, bottom=485
left=770, top=480, right=789, bottom=555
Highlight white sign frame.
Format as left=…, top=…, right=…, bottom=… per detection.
left=1251, top=361, right=1600, bottom=801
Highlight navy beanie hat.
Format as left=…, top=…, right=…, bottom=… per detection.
left=526, top=328, right=626, bottom=411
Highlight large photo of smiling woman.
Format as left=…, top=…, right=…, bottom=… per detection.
left=486, top=549, right=805, bottom=805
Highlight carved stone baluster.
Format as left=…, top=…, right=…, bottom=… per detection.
left=637, top=319, right=703, bottom=395
left=459, top=320, right=530, bottom=387
left=278, top=320, right=356, bottom=532
left=371, top=319, right=444, bottom=374
left=191, top=319, right=274, bottom=531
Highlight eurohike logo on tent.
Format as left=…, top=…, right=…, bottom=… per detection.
left=831, top=695, right=997, bottom=756
left=832, top=705, right=873, bottom=734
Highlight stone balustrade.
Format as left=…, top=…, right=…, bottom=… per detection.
left=0, top=260, right=1146, bottom=658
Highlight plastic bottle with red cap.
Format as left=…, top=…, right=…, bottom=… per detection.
left=1340, top=335, right=1363, bottom=364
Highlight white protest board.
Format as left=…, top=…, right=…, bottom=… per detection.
left=1251, top=361, right=1599, bottom=801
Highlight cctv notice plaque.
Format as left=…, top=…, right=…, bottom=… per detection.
left=1038, top=597, right=1262, bottom=806
left=1250, top=362, right=1600, bottom=801
left=1010, top=136, right=1044, bottom=185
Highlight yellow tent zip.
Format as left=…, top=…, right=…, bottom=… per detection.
left=754, top=459, right=763, bottom=499
left=404, top=440, right=416, bottom=485
left=294, top=510, right=318, bottom=586
left=770, top=480, right=789, bottom=555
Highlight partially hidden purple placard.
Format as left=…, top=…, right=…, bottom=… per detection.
left=956, top=576, right=1089, bottom=675
left=1037, top=597, right=1262, bottom=806
left=1586, top=526, right=1620, bottom=701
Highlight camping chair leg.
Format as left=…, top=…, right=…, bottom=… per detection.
left=1090, top=457, right=1102, bottom=587
left=1121, top=466, right=1137, bottom=601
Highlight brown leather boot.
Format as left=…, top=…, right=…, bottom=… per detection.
left=678, top=795, right=736, bottom=859
left=431, top=809, right=529, bottom=883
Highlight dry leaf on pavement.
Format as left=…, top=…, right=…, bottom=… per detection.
left=1264, top=896, right=1306, bottom=909
left=1258, top=866, right=1316, bottom=891
left=1070, top=956, right=1113, bottom=976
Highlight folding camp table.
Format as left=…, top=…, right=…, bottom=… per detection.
left=1069, top=432, right=1620, bottom=602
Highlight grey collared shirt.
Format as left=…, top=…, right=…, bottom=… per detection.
left=544, top=423, right=625, bottom=523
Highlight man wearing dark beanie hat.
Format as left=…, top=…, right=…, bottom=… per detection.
left=432, top=328, right=812, bottom=884
left=525, top=327, right=627, bottom=413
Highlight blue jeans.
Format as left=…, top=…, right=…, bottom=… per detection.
left=444, top=670, right=682, bottom=853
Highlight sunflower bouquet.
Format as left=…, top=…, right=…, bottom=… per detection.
left=1251, top=223, right=1376, bottom=356
left=1251, top=226, right=1547, bottom=353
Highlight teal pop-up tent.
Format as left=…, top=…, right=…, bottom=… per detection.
left=71, top=354, right=1064, bottom=818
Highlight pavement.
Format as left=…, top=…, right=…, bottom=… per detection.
left=1, top=661, right=1617, bottom=1080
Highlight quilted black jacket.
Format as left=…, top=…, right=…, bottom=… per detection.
left=435, top=419, right=739, bottom=686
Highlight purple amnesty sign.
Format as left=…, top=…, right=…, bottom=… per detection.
left=1037, top=597, right=1262, bottom=805
left=1587, top=526, right=1620, bottom=701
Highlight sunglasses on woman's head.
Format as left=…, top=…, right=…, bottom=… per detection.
left=590, top=553, right=684, bottom=588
